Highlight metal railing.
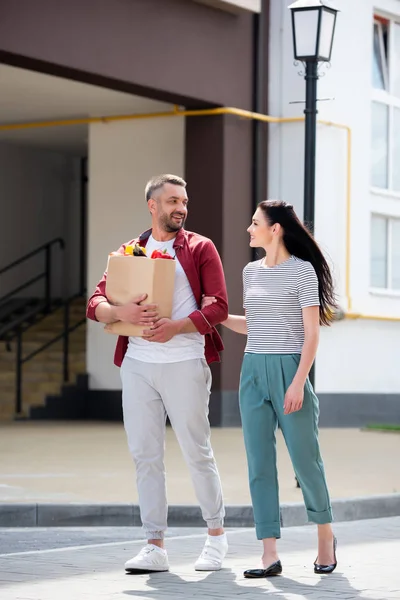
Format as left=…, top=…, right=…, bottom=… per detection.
left=13, top=294, right=86, bottom=415
left=0, top=238, right=65, bottom=313
left=0, top=239, right=88, bottom=416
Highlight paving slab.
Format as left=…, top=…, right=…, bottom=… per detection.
left=0, top=517, right=399, bottom=599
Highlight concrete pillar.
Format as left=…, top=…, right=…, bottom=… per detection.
left=87, top=108, right=184, bottom=390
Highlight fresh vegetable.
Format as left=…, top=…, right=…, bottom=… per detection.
left=123, top=244, right=173, bottom=259
left=124, top=243, right=147, bottom=257
left=150, top=249, right=174, bottom=260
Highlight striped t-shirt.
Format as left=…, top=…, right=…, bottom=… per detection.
left=243, top=256, right=320, bottom=354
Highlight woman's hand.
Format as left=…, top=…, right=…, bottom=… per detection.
left=283, top=382, right=304, bottom=415
left=201, top=294, right=217, bottom=309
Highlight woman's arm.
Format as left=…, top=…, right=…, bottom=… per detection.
left=201, top=296, right=247, bottom=335
left=283, top=305, right=320, bottom=414
left=222, top=314, right=247, bottom=335
left=293, top=305, right=320, bottom=386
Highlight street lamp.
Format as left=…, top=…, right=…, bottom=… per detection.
left=288, top=1, right=338, bottom=390
left=288, top=0, right=338, bottom=234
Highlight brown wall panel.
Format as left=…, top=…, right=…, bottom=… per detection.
left=185, top=113, right=252, bottom=403
left=0, top=0, right=253, bottom=109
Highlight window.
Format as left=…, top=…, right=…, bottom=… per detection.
left=371, top=102, right=389, bottom=188
left=372, top=20, right=388, bottom=90
left=371, top=17, right=400, bottom=193
left=370, top=215, right=400, bottom=290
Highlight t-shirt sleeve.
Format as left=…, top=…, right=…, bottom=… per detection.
left=298, top=262, right=320, bottom=308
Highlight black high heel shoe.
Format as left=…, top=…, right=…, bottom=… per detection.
left=244, top=560, right=282, bottom=578
left=314, top=536, right=337, bottom=574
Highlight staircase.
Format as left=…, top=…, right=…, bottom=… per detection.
left=0, top=297, right=87, bottom=421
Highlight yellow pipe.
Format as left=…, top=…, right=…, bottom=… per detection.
left=345, top=313, right=400, bottom=322
left=0, top=110, right=182, bottom=130
left=0, top=106, right=306, bottom=131
left=1, top=105, right=395, bottom=323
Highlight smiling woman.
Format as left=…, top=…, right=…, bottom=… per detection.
left=220, top=200, right=338, bottom=579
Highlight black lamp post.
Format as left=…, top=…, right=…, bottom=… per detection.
left=289, top=0, right=338, bottom=389
left=288, top=0, right=339, bottom=234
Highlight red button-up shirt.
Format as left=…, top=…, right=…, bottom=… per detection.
left=86, top=228, right=228, bottom=366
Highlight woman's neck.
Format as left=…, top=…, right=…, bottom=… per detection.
left=262, top=244, right=291, bottom=267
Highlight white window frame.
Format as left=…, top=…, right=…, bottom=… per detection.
left=370, top=213, right=400, bottom=295
left=371, top=15, right=400, bottom=196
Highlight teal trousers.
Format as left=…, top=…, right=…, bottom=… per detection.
left=239, top=353, right=333, bottom=540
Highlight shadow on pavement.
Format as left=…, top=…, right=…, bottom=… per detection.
left=124, top=568, right=377, bottom=600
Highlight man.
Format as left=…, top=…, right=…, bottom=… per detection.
left=87, top=174, right=229, bottom=573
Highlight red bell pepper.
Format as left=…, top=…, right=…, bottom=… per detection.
left=150, top=249, right=174, bottom=260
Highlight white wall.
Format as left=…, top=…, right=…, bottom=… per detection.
left=87, top=109, right=185, bottom=390
left=0, top=143, right=81, bottom=300
left=268, top=0, right=400, bottom=393
left=194, top=0, right=261, bottom=13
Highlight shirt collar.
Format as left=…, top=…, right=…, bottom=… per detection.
left=139, top=228, right=185, bottom=248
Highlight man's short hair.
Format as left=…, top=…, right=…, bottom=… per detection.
left=145, top=174, right=187, bottom=202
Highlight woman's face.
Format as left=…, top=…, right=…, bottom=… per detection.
left=247, top=208, right=274, bottom=248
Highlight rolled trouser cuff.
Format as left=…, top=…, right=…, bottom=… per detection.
left=307, top=507, right=333, bottom=525
left=144, top=530, right=165, bottom=540
left=206, top=518, right=224, bottom=530
left=255, top=520, right=281, bottom=540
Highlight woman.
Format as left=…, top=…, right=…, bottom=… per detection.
left=203, top=200, right=337, bottom=578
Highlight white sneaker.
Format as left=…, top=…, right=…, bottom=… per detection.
left=194, top=534, right=228, bottom=571
left=125, top=544, right=169, bottom=573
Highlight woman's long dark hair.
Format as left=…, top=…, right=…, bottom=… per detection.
left=258, top=200, right=337, bottom=326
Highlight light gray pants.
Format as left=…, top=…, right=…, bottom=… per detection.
left=120, top=356, right=225, bottom=539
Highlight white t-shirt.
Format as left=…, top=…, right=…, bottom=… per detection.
left=126, top=235, right=205, bottom=363
left=243, top=256, right=320, bottom=354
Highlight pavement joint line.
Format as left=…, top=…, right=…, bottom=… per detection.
left=0, top=527, right=255, bottom=558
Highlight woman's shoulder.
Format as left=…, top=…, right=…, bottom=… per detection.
left=293, top=257, right=317, bottom=280
left=243, top=259, right=262, bottom=274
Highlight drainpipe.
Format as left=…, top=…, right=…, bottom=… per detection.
left=252, top=0, right=268, bottom=261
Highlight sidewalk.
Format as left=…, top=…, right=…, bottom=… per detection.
left=1, top=421, right=399, bottom=504
left=1, top=517, right=400, bottom=599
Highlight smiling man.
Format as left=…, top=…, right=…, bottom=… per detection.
left=86, top=174, right=229, bottom=574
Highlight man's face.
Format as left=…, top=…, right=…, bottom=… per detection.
left=149, top=183, right=188, bottom=233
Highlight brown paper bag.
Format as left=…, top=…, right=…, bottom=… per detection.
left=105, top=254, right=176, bottom=337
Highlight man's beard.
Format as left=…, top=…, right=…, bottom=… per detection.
left=160, top=212, right=186, bottom=232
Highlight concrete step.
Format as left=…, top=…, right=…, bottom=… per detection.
left=0, top=350, right=86, bottom=362
left=28, top=317, right=86, bottom=330
left=0, top=367, right=85, bottom=381
left=0, top=378, right=84, bottom=417
left=0, top=301, right=87, bottom=420
left=23, top=329, right=86, bottom=341
left=1, top=380, right=63, bottom=395
left=0, top=365, right=85, bottom=381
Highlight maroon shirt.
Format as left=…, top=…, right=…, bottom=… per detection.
left=86, top=228, right=228, bottom=366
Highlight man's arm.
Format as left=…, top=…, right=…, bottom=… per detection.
left=86, top=243, right=126, bottom=323
left=86, top=242, right=158, bottom=326
left=170, top=240, right=228, bottom=334
left=142, top=240, right=228, bottom=342
left=186, top=240, right=228, bottom=332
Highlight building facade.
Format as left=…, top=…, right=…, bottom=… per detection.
left=0, top=0, right=399, bottom=426
left=269, top=0, right=400, bottom=425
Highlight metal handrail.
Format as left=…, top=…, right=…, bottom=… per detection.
left=0, top=238, right=64, bottom=275
left=0, top=274, right=46, bottom=307
left=14, top=293, right=86, bottom=415
left=0, top=237, right=65, bottom=314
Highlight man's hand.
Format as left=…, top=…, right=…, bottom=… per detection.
left=283, top=382, right=304, bottom=415
left=142, top=318, right=179, bottom=343
left=114, top=294, right=158, bottom=326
